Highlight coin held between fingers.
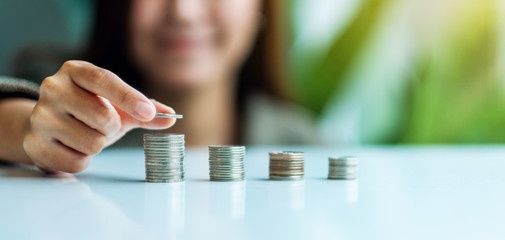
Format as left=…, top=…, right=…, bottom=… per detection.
left=155, top=113, right=183, bottom=119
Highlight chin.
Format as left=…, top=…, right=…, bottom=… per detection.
left=154, top=69, right=215, bottom=92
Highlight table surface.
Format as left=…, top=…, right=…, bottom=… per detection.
left=1, top=145, right=505, bottom=240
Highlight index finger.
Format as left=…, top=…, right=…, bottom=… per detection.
left=61, top=60, right=155, bottom=121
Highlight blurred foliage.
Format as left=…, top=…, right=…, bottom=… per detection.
left=290, top=0, right=504, bottom=143
left=293, top=0, right=391, bottom=115
left=399, top=0, right=505, bottom=143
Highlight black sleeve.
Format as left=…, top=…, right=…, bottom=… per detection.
left=0, top=76, right=40, bottom=101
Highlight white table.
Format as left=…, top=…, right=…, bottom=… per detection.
left=1, top=146, right=505, bottom=240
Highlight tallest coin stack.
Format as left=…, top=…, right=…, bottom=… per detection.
left=144, top=133, right=185, bottom=183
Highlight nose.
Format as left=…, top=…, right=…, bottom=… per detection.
left=167, top=0, right=203, bottom=24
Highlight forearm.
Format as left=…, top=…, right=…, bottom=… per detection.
left=0, top=98, right=36, bottom=164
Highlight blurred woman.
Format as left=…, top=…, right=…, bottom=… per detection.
left=0, top=0, right=319, bottom=174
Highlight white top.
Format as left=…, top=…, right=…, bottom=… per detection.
left=115, top=94, right=322, bottom=147
left=1, top=145, right=504, bottom=240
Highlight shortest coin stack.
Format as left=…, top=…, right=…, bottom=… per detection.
left=269, top=151, right=305, bottom=181
left=209, top=145, right=246, bottom=181
left=328, top=156, right=358, bottom=180
left=144, top=133, right=185, bottom=183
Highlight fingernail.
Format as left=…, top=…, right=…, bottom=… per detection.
left=151, top=98, right=175, bottom=114
left=135, top=102, right=155, bottom=120
left=166, top=106, right=176, bottom=114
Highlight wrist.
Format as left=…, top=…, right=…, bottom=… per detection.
left=0, top=98, right=37, bottom=165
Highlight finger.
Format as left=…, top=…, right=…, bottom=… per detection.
left=38, top=166, right=74, bottom=178
left=43, top=140, right=93, bottom=173
left=139, top=99, right=177, bottom=129
left=61, top=60, right=156, bottom=121
left=117, top=99, right=177, bottom=130
left=52, top=114, right=106, bottom=156
left=24, top=133, right=92, bottom=173
left=30, top=105, right=106, bottom=156
left=61, top=82, right=121, bottom=137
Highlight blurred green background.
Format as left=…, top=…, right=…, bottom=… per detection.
left=0, top=0, right=503, bottom=145
left=290, top=0, right=504, bottom=144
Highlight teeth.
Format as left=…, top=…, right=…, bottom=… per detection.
left=208, top=145, right=246, bottom=182
left=328, top=156, right=358, bottom=180
left=144, top=133, right=185, bottom=183
left=269, top=151, right=305, bottom=181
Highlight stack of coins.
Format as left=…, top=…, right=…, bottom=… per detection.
left=269, top=151, right=305, bottom=181
left=144, top=133, right=185, bottom=183
left=208, top=145, right=246, bottom=181
left=328, top=156, right=358, bottom=180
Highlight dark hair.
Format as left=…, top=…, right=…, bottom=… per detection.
left=86, top=0, right=284, bottom=109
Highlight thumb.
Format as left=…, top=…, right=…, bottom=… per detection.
left=118, top=99, right=177, bottom=131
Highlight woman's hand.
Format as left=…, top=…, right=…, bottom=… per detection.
left=23, top=60, right=176, bottom=173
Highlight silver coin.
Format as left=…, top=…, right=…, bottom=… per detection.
left=270, top=167, right=304, bottom=170
left=146, top=170, right=183, bottom=173
left=209, top=172, right=245, bottom=175
left=145, top=154, right=184, bottom=157
left=210, top=174, right=245, bottom=177
left=146, top=176, right=183, bottom=180
left=147, top=169, right=183, bottom=173
left=269, top=163, right=305, bottom=167
left=209, top=145, right=245, bottom=149
left=144, top=133, right=184, bottom=137
left=145, top=159, right=184, bottom=163
left=270, top=158, right=305, bottom=161
left=210, top=176, right=245, bottom=178
left=146, top=168, right=184, bottom=172
left=209, top=156, right=245, bottom=159
left=144, top=140, right=184, bottom=143
left=146, top=166, right=183, bottom=170
left=210, top=178, right=245, bottom=182
left=146, top=175, right=183, bottom=179
left=147, top=168, right=184, bottom=172
left=269, top=151, right=304, bottom=155
left=146, top=178, right=184, bottom=183
left=145, top=161, right=182, bottom=164
left=146, top=176, right=184, bottom=180
left=209, top=164, right=245, bottom=168
left=146, top=175, right=184, bottom=179
left=328, top=176, right=357, bottom=180
left=210, top=178, right=244, bottom=182
left=155, top=113, right=183, bottom=119
left=328, top=174, right=357, bottom=179
left=145, top=153, right=184, bottom=156
left=270, top=157, right=305, bottom=161
left=329, top=164, right=358, bottom=168
left=146, top=162, right=183, bottom=166
left=269, top=172, right=304, bottom=176
left=209, top=163, right=245, bottom=166
left=328, top=172, right=357, bottom=177
left=210, top=167, right=245, bottom=171
left=269, top=175, right=304, bottom=181
left=210, top=172, right=245, bottom=175
left=145, top=155, right=183, bottom=158
left=329, top=156, right=358, bottom=164
left=145, top=153, right=185, bottom=157
left=329, top=166, right=357, bottom=171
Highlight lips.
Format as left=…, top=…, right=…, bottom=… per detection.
left=155, top=31, right=213, bottom=57
left=160, top=37, right=199, bottom=52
